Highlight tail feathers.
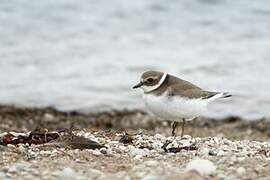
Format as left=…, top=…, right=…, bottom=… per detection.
left=203, top=92, right=232, bottom=100
left=203, top=92, right=232, bottom=102
left=222, top=92, right=232, bottom=98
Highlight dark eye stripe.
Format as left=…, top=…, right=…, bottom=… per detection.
left=147, top=78, right=154, bottom=82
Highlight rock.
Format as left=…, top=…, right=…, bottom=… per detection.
left=217, top=150, right=226, bottom=157
left=182, top=135, right=191, bottom=139
left=100, top=147, right=107, bottom=154
left=8, top=163, right=27, bottom=173
left=154, top=134, right=163, bottom=140
left=209, top=150, right=217, bottom=156
left=91, top=150, right=102, bottom=156
left=7, top=144, right=16, bottom=148
left=236, top=167, right=246, bottom=176
left=186, top=159, right=216, bottom=175
left=198, top=148, right=209, bottom=156
left=130, top=148, right=148, bottom=157
left=144, top=160, right=159, bottom=167
left=134, top=155, right=143, bottom=160
left=217, top=173, right=227, bottom=179
left=182, top=140, right=192, bottom=147
left=43, top=113, right=55, bottom=122
left=237, top=157, right=246, bottom=162
left=40, top=150, right=52, bottom=156
left=56, top=167, right=82, bottom=179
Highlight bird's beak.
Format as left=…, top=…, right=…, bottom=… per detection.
left=133, top=82, right=143, bottom=89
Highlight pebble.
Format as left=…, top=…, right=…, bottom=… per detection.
left=7, top=144, right=16, bottom=148
left=2, top=131, right=270, bottom=179
left=134, top=155, right=143, bottom=160
left=223, top=139, right=231, bottom=145
left=100, top=147, right=107, bottom=154
left=56, top=167, right=81, bottom=179
left=144, top=160, right=159, bottom=167
left=40, top=150, right=52, bottom=156
left=43, top=113, right=55, bottom=122
left=199, top=147, right=209, bottom=156
left=130, top=148, right=148, bottom=157
left=217, top=150, right=226, bottom=156
left=237, top=157, right=246, bottom=162
left=208, top=150, right=217, bottom=156
left=236, top=167, right=246, bottom=176
left=92, top=150, right=102, bottom=156
left=8, top=163, right=27, bottom=173
left=182, top=135, right=191, bottom=139
left=186, top=159, right=216, bottom=175
left=154, top=134, right=163, bottom=140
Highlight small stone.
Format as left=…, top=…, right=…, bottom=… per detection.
left=92, top=150, right=102, bottom=156
left=236, top=167, right=246, bottom=176
left=18, top=145, right=26, bottom=152
left=209, top=150, right=217, bottom=156
left=154, top=134, right=163, bottom=139
left=130, top=148, right=148, bottom=157
left=237, top=157, right=246, bottom=162
left=57, top=167, right=80, bottom=179
left=217, top=150, right=226, bottom=156
left=43, top=113, right=55, bottom=122
left=230, top=156, right=237, bottom=164
left=223, top=139, right=231, bottom=145
left=182, top=135, right=191, bottom=140
left=100, top=148, right=107, bottom=154
left=134, top=155, right=143, bottom=160
left=40, top=150, right=51, bottom=156
left=144, top=160, right=159, bottom=167
left=217, top=173, right=227, bottom=179
left=8, top=163, right=26, bottom=173
left=182, top=140, right=191, bottom=147
left=237, top=146, right=243, bottom=150
left=8, top=166, right=17, bottom=173
left=7, top=144, right=16, bottom=148
left=186, top=159, right=216, bottom=175
left=199, top=148, right=209, bottom=156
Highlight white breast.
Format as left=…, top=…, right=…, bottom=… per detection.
left=143, top=93, right=208, bottom=122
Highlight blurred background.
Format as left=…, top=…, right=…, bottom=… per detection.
left=0, top=0, right=269, bottom=119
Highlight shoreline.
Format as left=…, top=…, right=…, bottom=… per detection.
left=0, top=104, right=269, bottom=141
left=0, top=104, right=269, bottom=179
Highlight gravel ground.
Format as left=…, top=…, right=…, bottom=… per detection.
left=0, top=105, right=269, bottom=180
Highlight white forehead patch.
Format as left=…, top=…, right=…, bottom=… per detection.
left=141, top=73, right=168, bottom=93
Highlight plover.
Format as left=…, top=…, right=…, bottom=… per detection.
left=133, top=70, right=231, bottom=137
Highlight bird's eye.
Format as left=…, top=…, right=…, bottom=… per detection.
left=147, top=78, right=154, bottom=83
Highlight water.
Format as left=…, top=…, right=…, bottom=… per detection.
left=0, top=0, right=270, bottom=119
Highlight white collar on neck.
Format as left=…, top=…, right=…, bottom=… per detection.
left=142, top=73, right=168, bottom=93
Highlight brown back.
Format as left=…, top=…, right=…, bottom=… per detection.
left=148, top=74, right=218, bottom=99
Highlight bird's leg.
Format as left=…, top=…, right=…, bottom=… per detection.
left=189, top=117, right=198, bottom=137
left=171, top=121, right=178, bottom=136
left=181, top=118, right=186, bottom=138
